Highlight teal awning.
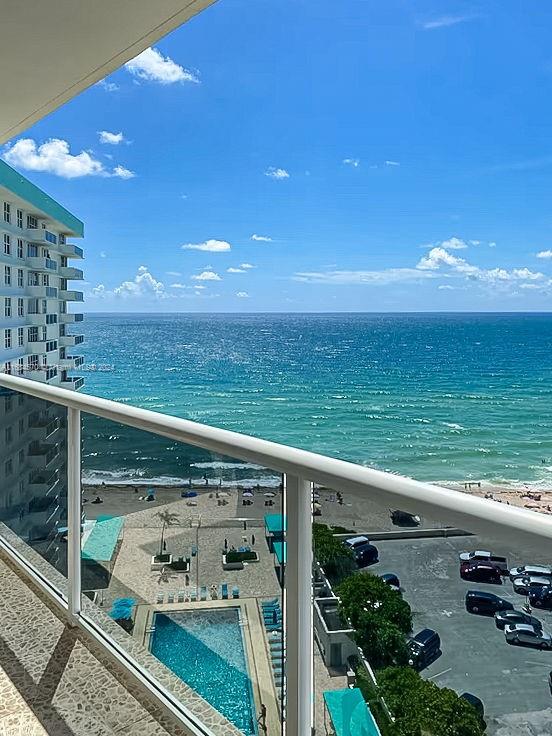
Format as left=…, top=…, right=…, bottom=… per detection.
left=273, top=541, right=286, bottom=565
left=264, top=514, right=286, bottom=535
left=323, top=688, right=381, bottom=736
left=82, top=516, right=124, bottom=562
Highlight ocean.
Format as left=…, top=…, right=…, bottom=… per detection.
left=77, top=313, right=552, bottom=490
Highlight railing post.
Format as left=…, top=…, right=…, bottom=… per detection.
left=284, top=474, right=313, bottom=735
left=67, top=406, right=81, bottom=625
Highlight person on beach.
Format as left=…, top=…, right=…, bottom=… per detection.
left=251, top=534, right=256, bottom=546
left=257, top=704, right=267, bottom=732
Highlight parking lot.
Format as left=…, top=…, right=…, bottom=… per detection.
left=369, top=535, right=552, bottom=736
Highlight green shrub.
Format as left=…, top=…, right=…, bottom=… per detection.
left=312, top=523, right=356, bottom=584
left=225, top=550, right=257, bottom=563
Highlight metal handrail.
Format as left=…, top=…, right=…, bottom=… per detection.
left=0, top=372, right=551, bottom=546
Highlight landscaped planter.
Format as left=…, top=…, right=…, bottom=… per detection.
left=222, top=551, right=259, bottom=570
left=170, top=557, right=191, bottom=573
left=151, top=554, right=172, bottom=571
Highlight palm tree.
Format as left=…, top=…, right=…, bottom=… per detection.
left=154, top=510, right=180, bottom=559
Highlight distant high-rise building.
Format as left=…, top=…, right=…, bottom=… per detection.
left=0, top=159, right=84, bottom=569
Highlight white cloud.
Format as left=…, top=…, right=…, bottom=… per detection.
left=3, top=138, right=135, bottom=179
left=265, top=167, right=290, bottom=180
left=98, top=130, right=124, bottom=145
left=192, top=271, right=222, bottom=281
left=113, top=164, right=136, bottom=179
left=227, top=267, right=246, bottom=273
left=166, top=271, right=182, bottom=277
left=417, top=247, right=546, bottom=285
left=236, top=291, right=250, bottom=298
left=91, top=284, right=107, bottom=297
left=488, top=241, right=497, bottom=248
left=438, top=285, right=456, bottom=290
left=182, top=239, right=231, bottom=252
left=96, top=79, right=119, bottom=92
left=469, top=240, right=481, bottom=246
left=240, top=263, right=255, bottom=269
left=170, top=283, right=187, bottom=289
left=422, top=15, right=476, bottom=30
left=114, top=265, right=165, bottom=298
left=293, top=268, right=434, bottom=286
left=125, top=47, right=199, bottom=85
left=441, top=237, right=468, bottom=250
left=100, top=251, right=107, bottom=259
left=251, top=234, right=272, bottom=242
left=537, top=250, right=552, bottom=259
left=385, top=160, right=400, bottom=167
left=343, top=158, right=360, bottom=168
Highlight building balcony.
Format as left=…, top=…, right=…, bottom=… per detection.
left=26, top=285, right=58, bottom=299
left=24, top=228, right=58, bottom=245
left=28, top=415, right=60, bottom=441
left=59, top=312, right=84, bottom=324
left=59, top=243, right=84, bottom=259
left=58, top=289, right=83, bottom=301
left=58, top=266, right=83, bottom=280
left=26, top=256, right=58, bottom=272
left=60, top=375, right=84, bottom=390
left=59, top=334, right=84, bottom=347
left=27, top=445, right=60, bottom=470
left=58, top=355, right=84, bottom=370
left=26, top=311, right=47, bottom=325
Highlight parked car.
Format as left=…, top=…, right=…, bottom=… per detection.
left=465, top=590, right=514, bottom=615
left=509, top=564, right=552, bottom=580
left=390, top=509, right=421, bottom=527
left=344, top=536, right=370, bottom=551
left=494, top=609, right=543, bottom=631
left=458, top=550, right=508, bottom=572
left=529, top=586, right=552, bottom=609
left=511, top=576, right=552, bottom=596
left=407, top=629, right=441, bottom=669
left=355, top=543, right=379, bottom=567
left=380, top=573, right=400, bottom=592
left=505, top=623, right=552, bottom=649
left=460, top=561, right=502, bottom=584
left=460, top=693, right=485, bottom=720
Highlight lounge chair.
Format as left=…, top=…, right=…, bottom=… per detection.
left=232, top=586, right=239, bottom=599
left=167, top=592, right=174, bottom=604
left=177, top=590, right=185, bottom=603
left=190, top=587, right=197, bottom=602
left=200, top=586, right=207, bottom=601
left=156, top=592, right=164, bottom=604
left=265, top=623, right=282, bottom=632
left=221, top=583, right=228, bottom=600
left=262, top=598, right=279, bottom=608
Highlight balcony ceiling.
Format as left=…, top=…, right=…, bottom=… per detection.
left=0, top=0, right=215, bottom=144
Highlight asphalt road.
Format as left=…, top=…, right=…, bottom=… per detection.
left=369, top=535, right=552, bottom=736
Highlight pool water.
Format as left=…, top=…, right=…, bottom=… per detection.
left=150, top=608, right=258, bottom=735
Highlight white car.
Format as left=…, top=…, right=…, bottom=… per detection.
left=504, top=623, right=552, bottom=649
left=511, top=575, right=552, bottom=595
left=344, top=536, right=369, bottom=551
left=509, top=564, right=552, bottom=579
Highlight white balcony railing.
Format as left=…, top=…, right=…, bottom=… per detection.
left=0, top=372, right=552, bottom=736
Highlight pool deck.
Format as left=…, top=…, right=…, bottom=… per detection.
left=135, top=597, right=281, bottom=735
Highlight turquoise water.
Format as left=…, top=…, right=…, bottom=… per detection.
left=150, top=609, right=257, bottom=735
left=79, top=313, right=552, bottom=489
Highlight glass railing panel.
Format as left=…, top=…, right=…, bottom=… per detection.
left=80, top=413, right=284, bottom=736
left=312, top=483, right=552, bottom=736
left=0, top=385, right=68, bottom=581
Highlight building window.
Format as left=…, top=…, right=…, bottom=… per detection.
left=3, top=233, right=10, bottom=255
left=28, top=327, right=38, bottom=343
left=27, top=272, right=39, bottom=287
left=4, top=362, right=11, bottom=375
left=27, top=355, right=39, bottom=371
left=17, top=328, right=23, bottom=347
left=4, top=329, right=11, bottom=349
left=4, top=266, right=11, bottom=286
left=17, top=359, right=24, bottom=377
left=5, top=427, right=12, bottom=445
left=18, top=449, right=24, bottom=466
left=3, top=202, right=10, bottom=223
left=46, top=314, right=57, bottom=325
left=17, top=298, right=24, bottom=317
left=5, top=460, right=13, bottom=477
left=17, top=239, right=23, bottom=258
left=27, top=243, right=37, bottom=258
left=46, top=340, right=57, bottom=353
left=16, top=209, right=23, bottom=229
left=27, top=215, right=37, bottom=229
left=59, top=234, right=66, bottom=245
left=17, top=269, right=23, bottom=288
left=4, top=298, right=11, bottom=318
left=41, top=326, right=47, bottom=342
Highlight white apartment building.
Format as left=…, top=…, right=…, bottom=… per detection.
left=0, top=159, right=84, bottom=567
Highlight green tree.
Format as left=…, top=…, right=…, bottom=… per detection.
left=312, top=523, right=356, bottom=584
left=154, top=510, right=180, bottom=558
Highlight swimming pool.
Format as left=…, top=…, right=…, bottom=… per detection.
left=150, top=608, right=258, bottom=735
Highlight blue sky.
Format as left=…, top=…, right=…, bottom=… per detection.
left=4, top=0, right=552, bottom=312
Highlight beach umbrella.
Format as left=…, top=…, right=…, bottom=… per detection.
left=264, top=492, right=276, bottom=497
left=243, top=490, right=254, bottom=498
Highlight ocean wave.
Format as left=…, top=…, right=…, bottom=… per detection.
left=190, top=461, right=265, bottom=471
left=81, top=468, right=281, bottom=488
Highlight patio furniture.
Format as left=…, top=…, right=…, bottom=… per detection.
left=167, top=592, right=174, bottom=604
left=221, top=583, right=229, bottom=599
left=200, top=586, right=207, bottom=601
left=177, top=590, right=185, bottom=603
left=190, top=586, right=197, bottom=602
left=156, top=592, right=164, bottom=604
left=232, top=585, right=239, bottom=598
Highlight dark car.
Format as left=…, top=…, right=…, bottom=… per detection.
left=465, top=590, right=514, bottom=615
left=390, top=509, right=421, bottom=527
left=460, top=561, right=502, bottom=584
left=494, top=609, right=542, bottom=631
left=529, top=586, right=552, bottom=609
left=355, top=543, right=379, bottom=567
left=407, top=629, right=441, bottom=669
left=380, top=573, right=400, bottom=592
left=460, top=693, right=485, bottom=726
